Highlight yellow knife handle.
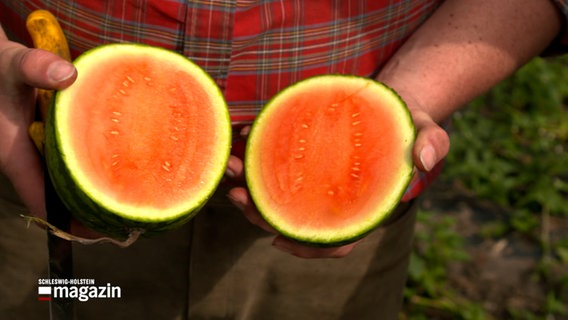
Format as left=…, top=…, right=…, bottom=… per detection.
left=26, top=10, right=72, bottom=155
left=26, top=9, right=71, bottom=120
left=26, top=9, right=71, bottom=61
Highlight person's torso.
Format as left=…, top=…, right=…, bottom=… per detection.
left=1, top=0, right=441, bottom=123
left=0, top=0, right=444, bottom=199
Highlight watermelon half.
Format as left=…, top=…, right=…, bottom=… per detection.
left=45, top=44, right=231, bottom=238
left=245, top=75, right=415, bottom=246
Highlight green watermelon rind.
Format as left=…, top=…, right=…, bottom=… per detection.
left=245, top=74, right=416, bottom=247
left=45, top=43, right=232, bottom=239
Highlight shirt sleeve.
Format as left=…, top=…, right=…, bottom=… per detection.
left=547, top=0, right=568, bottom=53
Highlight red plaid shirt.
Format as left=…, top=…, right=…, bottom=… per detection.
left=2, top=0, right=566, bottom=200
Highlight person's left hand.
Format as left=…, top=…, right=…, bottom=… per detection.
left=0, top=38, right=77, bottom=219
left=225, top=95, right=449, bottom=259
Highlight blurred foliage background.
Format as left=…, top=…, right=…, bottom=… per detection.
left=402, top=56, right=568, bottom=319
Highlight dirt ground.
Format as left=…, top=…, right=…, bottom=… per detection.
left=417, top=179, right=568, bottom=319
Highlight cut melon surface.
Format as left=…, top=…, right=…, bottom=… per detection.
left=46, top=44, right=231, bottom=236
left=245, top=75, right=415, bottom=245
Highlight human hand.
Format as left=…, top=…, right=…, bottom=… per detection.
left=404, top=95, right=450, bottom=175
left=225, top=95, right=449, bottom=258
left=0, top=36, right=77, bottom=219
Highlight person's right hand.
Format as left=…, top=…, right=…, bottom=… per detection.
left=0, top=33, right=77, bottom=219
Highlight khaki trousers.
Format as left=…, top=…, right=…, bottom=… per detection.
left=0, top=175, right=416, bottom=320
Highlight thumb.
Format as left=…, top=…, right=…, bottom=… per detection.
left=410, top=109, right=450, bottom=172
left=2, top=44, right=76, bottom=90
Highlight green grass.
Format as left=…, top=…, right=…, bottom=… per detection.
left=403, top=56, right=568, bottom=319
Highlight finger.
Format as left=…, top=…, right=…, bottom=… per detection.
left=224, top=126, right=251, bottom=180
left=227, top=186, right=278, bottom=234
left=19, top=48, right=76, bottom=89
left=409, top=109, right=450, bottom=172
left=240, top=125, right=251, bottom=137
left=225, top=155, right=244, bottom=180
left=272, top=236, right=360, bottom=259
left=414, top=124, right=449, bottom=172
left=1, top=44, right=76, bottom=90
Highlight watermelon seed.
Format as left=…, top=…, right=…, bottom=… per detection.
left=144, top=77, right=154, bottom=86
left=292, top=174, right=304, bottom=192
left=122, top=81, right=130, bottom=87
left=110, top=130, right=119, bottom=135
left=298, top=139, right=306, bottom=144
left=350, top=173, right=360, bottom=179
left=111, top=118, right=119, bottom=123
left=351, top=112, right=360, bottom=118
left=354, top=132, right=363, bottom=137
left=112, top=111, right=121, bottom=116
left=162, top=161, right=172, bottom=172
left=119, top=89, right=128, bottom=96
left=126, top=75, right=135, bottom=83
left=294, top=154, right=304, bottom=159
left=301, top=123, right=309, bottom=129
left=327, top=190, right=335, bottom=196
left=170, top=135, right=179, bottom=141
left=352, top=120, right=361, bottom=126
left=112, top=161, right=119, bottom=167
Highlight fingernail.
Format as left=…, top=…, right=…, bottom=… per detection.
left=225, top=167, right=235, bottom=178
left=240, top=126, right=251, bottom=137
left=419, top=145, right=436, bottom=172
left=47, top=61, right=75, bottom=82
